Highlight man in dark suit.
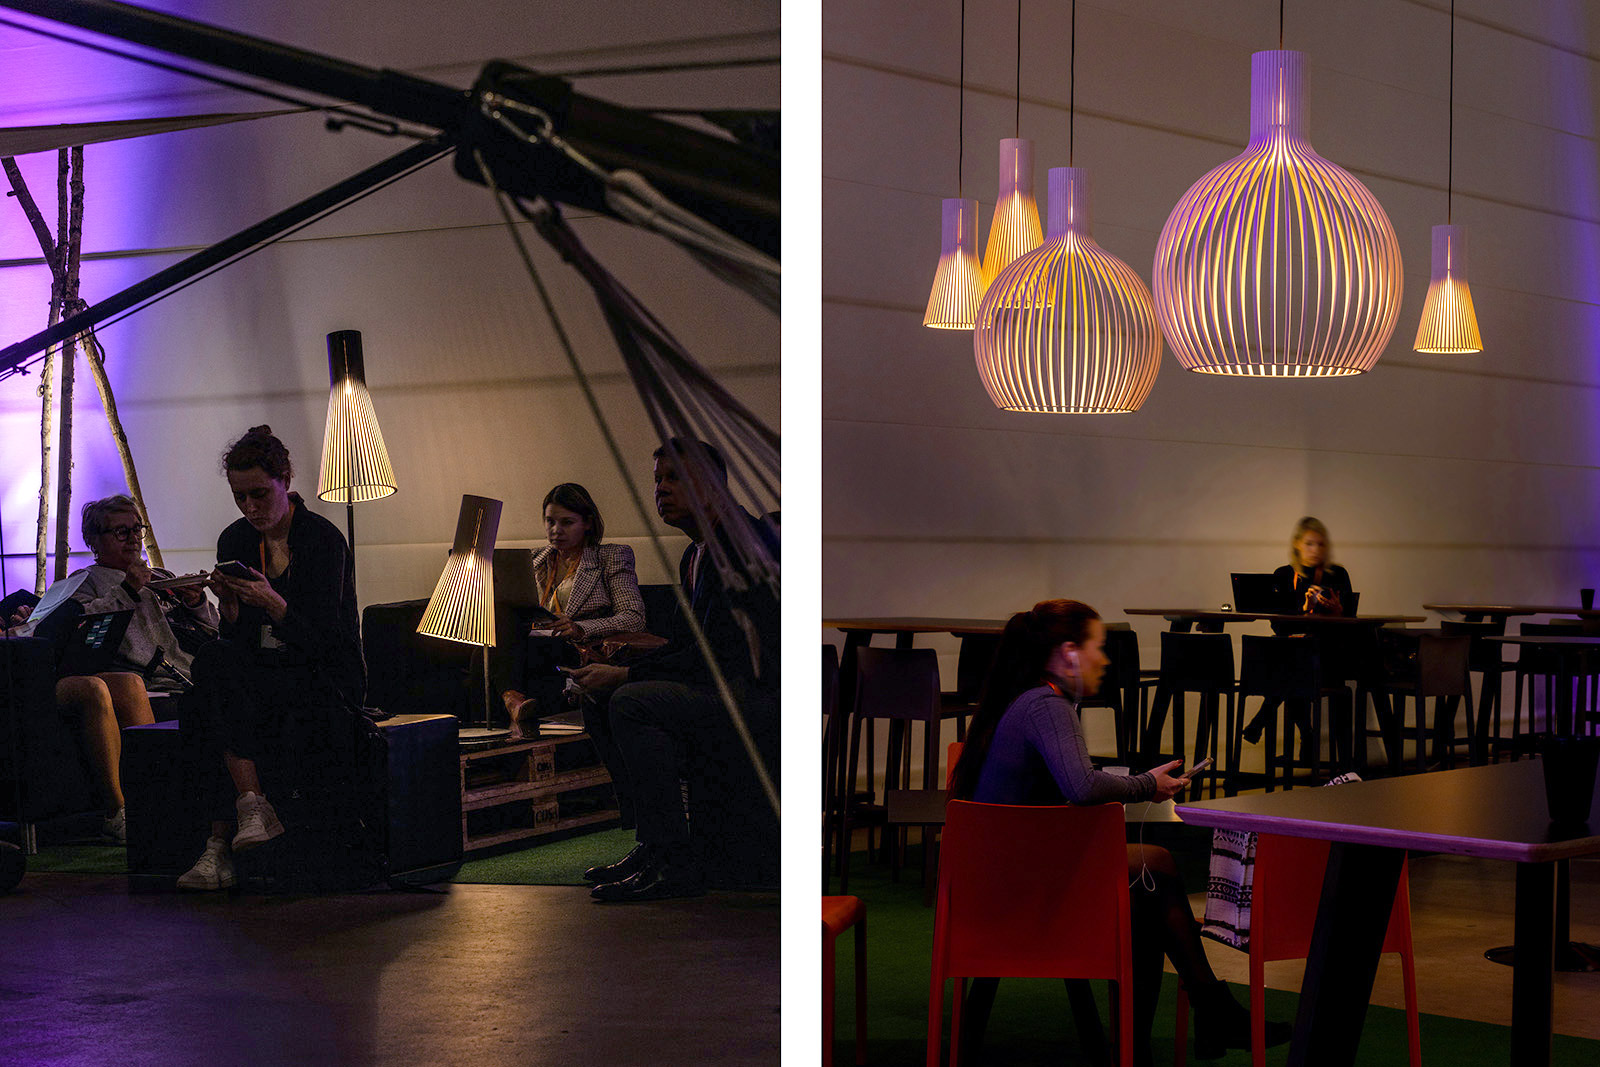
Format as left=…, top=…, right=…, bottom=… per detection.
left=568, top=438, right=779, bottom=901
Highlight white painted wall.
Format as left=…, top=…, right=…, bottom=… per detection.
left=824, top=1, right=1600, bottom=698
left=0, top=0, right=779, bottom=611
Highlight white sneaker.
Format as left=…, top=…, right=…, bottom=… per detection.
left=232, top=792, right=285, bottom=851
left=102, top=808, right=126, bottom=844
left=176, top=836, right=236, bottom=890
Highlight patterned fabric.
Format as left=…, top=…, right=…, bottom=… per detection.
left=1202, top=770, right=1363, bottom=948
left=529, top=543, right=646, bottom=638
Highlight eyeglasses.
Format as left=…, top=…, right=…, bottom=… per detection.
left=99, top=524, right=147, bottom=543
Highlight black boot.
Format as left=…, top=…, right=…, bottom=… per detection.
left=1191, top=980, right=1290, bottom=1059
left=583, top=842, right=651, bottom=883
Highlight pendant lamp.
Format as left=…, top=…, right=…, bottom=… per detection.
left=975, top=169, right=1161, bottom=412
left=1153, top=50, right=1402, bottom=376
left=972, top=0, right=1160, bottom=414
left=1414, top=0, right=1482, bottom=353
left=923, top=0, right=984, bottom=329
left=980, top=1, right=1041, bottom=286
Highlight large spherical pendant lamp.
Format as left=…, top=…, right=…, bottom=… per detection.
left=974, top=168, right=1161, bottom=413
left=981, top=137, right=1043, bottom=287
left=1153, top=50, right=1403, bottom=377
left=924, top=198, right=985, bottom=328
left=1414, top=225, right=1481, bottom=353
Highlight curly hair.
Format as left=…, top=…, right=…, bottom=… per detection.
left=222, top=424, right=293, bottom=482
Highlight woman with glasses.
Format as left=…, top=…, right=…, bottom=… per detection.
left=58, top=494, right=219, bottom=841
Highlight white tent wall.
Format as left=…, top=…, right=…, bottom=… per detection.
left=823, top=1, right=1600, bottom=698
left=0, top=0, right=779, bottom=608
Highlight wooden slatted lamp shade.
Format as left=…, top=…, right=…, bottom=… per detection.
left=1153, top=51, right=1403, bottom=377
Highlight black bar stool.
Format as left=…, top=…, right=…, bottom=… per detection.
left=1148, top=631, right=1236, bottom=798
left=1233, top=634, right=1343, bottom=792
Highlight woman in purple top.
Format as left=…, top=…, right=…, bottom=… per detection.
left=950, top=599, right=1289, bottom=1064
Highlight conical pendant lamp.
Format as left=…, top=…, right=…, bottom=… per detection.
left=981, top=138, right=1042, bottom=286
left=1153, top=50, right=1403, bottom=376
left=923, top=0, right=984, bottom=329
left=1414, top=0, right=1482, bottom=353
left=974, top=168, right=1161, bottom=413
left=924, top=198, right=984, bottom=328
left=980, top=1, right=1041, bottom=287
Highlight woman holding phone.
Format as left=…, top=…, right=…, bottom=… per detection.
left=949, top=599, right=1289, bottom=1064
left=176, top=425, right=363, bottom=891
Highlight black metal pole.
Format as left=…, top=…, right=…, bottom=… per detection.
left=0, top=135, right=453, bottom=378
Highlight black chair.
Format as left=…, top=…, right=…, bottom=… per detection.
left=840, top=646, right=944, bottom=892
left=1510, top=622, right=1600, bottom=744
left=822, top=644, right=844, bottom=890
left=1440, top=618, right=1509, bottom=764
left=1146, top=631, right=1235, bottom=798
left=1077, top=627, right=1156, bottom=766
left=939, top=631, right=1000, bottom=742
left=1233, top=634, right=1344, bottom=792
left=1360, top=631, right=1474, bottom=773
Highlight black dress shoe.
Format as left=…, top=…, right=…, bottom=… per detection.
left=583, top=843, right=651, bottom=884
left=590, top=860, right=705, bottom=902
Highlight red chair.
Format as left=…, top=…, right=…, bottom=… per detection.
left=823, top=895, right=867, bottom=1067
left=927, top=799, right=1138, bottom=1067
left=1184, top=834, right=1420, bottom=1067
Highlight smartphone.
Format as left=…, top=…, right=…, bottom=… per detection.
left=1182, top=756, right=1214, bottom=777
left=215, top=560, right=256, bottom=580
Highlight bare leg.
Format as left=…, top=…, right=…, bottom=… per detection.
left=97, top=672, right=154, bottom=730
left=223, top=752, right=263, bottom=797
left=55, top=676, right=124, bottom=813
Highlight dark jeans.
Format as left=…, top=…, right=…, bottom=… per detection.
left=182, top=638, right=348, bottom=823
left=608, top=680, right=778, bottom=869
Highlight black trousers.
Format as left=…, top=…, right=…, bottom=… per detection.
left=608, top=680, right=778, bottom=867
left=182, top=638, right=348, bottom=823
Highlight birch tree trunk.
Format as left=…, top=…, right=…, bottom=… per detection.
left=3, top=157, right=64, bottom=593
left=51, top=150, right=74, bottom=582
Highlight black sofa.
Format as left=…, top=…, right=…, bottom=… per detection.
left=361, top=583, right=777, bottom=888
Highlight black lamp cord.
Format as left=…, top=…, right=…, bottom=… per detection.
left=1015, top=0, right=1021, bottom=137
left=1448, top=0, right=1455, bottom=223
left=958, top=0, right=965, bottom=197
left=1069, top=0, right=1076, bottom=166
left=1279, top=0, right=1285, bottom=48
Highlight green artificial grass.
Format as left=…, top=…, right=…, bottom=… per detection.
left=452, top=827, right=636, bottom=885
left=23, top=843, right=127, bottom=875
left=828, top=849, right=1600, bottom=1066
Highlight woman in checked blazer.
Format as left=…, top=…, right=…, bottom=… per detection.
left=500, top=482, right=646, bottom=734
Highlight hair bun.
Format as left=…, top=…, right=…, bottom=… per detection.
left=248, top=424, right=272, bottom=436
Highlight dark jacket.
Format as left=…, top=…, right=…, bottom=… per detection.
left=1271, top=563, right=1354, bottom=617
left=217, top=493, right=365, bottom=706
left=627, top=510, right=779, bottom=699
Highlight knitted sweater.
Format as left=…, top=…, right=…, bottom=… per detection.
left=972, top=684, right=1157, bottom=805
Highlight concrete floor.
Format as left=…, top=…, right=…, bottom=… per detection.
left=1195, top=852, right=1600, bottom=1041
left=0, top=874, right=779, bottom=1067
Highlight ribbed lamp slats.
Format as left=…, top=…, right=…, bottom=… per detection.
left=974, top=168, right=1161, bottom=414
left=416, top=553, right=495, bottom=646
left=924, top=198, right=985, bottom=329
left=318, top=379, right=397, bottom=503
left=1414, top=225, right=1482, bottom=353
left=981, top=138, right=1043, bottom=286
left=1154, top=51, right=1402, bottom=378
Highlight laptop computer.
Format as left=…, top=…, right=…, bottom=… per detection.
left=1230, top=572, right=1280, bottom=614
left=493, top=549, right=544, bottom=609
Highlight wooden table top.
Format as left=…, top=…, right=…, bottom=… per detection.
left=1123, top=608, right=1425, bottom=625
left=1425, top=604, right=1600, bottom=618
left=1176, top=760, right=1600, bottom=864
left=823, top=617, right=1010, bottom=635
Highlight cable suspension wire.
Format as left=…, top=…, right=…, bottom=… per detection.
left=1069, top=0, right=1076, bottom=165
left=473, top=151, right=778, bottom=816
left=1448, top=0, right=1455, bottom=222
left=0, top=138, right=453, bottom=383
left=0, top=13, right=422, bottom=137
left=958, top=0, right=965, bottom=196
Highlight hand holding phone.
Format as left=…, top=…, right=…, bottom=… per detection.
left=215, top=560, right=257, bottom=580
left=1181, top=756, right=1214, bottom=779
